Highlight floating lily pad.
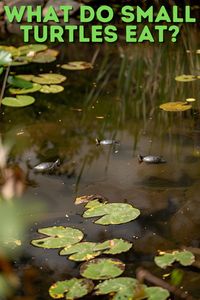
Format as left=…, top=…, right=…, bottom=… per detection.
left=31, top=226, right=84, bottom=249
left=80, top=258, right=125, bottom=280
left=154, top=250, right=195, bottom=269
left=2, top=95, right=35, bottom=107
left=186, top=98, right=196, bottom=102
left=95, top=278, right=169, bottom=300
left=10, top=60, right=28, bottom=66
left=61, top=61, right=93, bottom=71
left=60, top=239, right=132, bottom=261
left=32, top=74, right=66, bottom=85
left=0, top=46, right=20, bottom=57
left=159, top=102, right=192, bottom=112
left=0, top=51, right=12, bottom=66
left=49, top=278, right=94, bottom=299
left=9, top=83, right=41, bottom=94
left=8, top=76, right=33, bottom=89
left=18, top=44, right=48, bottom=56
left=32, top=52, right=56, bottom=63
left=40, top=85, right=64, bottom=94
left=175, top=75, right=197, bottom=82
left=75, top=194, right=107, bottom=205
left=16, top=74, right=35, bottom=81
left=83, top=199, right=140, bottom=225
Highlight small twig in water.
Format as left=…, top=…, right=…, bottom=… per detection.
left=136, top=267, right=195, bottom=300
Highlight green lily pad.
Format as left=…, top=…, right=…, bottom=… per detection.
left=40, top=85, right=64, bottom=94
left=32, top=52, right=56, bottom=63
left=60, top=239, right=132, bottom=261
left=80, top=258, right=125, bottom=280
left=32, top=74, right=66, bottom=85
left=16, top=74, right=35, bottom=81
left=8, top=76, right=33, bottom=89
left=9, top=83, right=41, bottom=94
left=0, top=46, right=20, bottom=57
left=61, top=61, right=93, bottom=71
left=0, top=51, right=12, bottom=66
left=159, top=102, right=192, bottom=112
left=154, top=250, right=195, bottom=269
left=95, top=278, right=169, bottom=300
left=175, top=75, right=197, bottom=82
left=2, top=95, right=35, bottom=107
left=31, top=226, right=84, bottom=249
left=83, top=199, right=140, bottom=225
left=18, top=44, right=48, bottom=56
left=49, top=278, right=94, bottom=299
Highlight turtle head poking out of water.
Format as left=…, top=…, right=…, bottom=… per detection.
left=138, top=155, right=166, bottom=164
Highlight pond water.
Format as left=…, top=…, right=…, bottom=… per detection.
left=1, top=27, right=200, bottom=299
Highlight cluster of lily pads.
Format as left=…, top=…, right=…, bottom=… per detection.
left=31, top=195, right=195, bottom=300
left=0, top=44, right=93, bottom=107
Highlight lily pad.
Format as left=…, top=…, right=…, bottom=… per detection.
left=80, top=258, right=125, bottom=280
left=159, top=102, right=192, bottom=112
left=175, top=75, right=197, bottom=82
left=75, top=194, right=107, bottom=205
left=31, top=226, right=84, bottom=249
left=32, top=52, right=56, bottom=63
left=10, top=60, right=28, bottom=66
left=60, top=239, right=132, bottom=261
left=16, top=74, right=35, bottom=81
left=8, top=76, right=33, bottom=89
left=9, top=83, right=41, bottom=94
left=49, top=278, right=94, bottom=299
left=83, top=199, right=140, bottom=225
left=32, top=74, right=66, bottom=85
left=40, top=85, right=64, bottom=94
left=0, top=51, right=12, bottom=66
left=186, top=98, right=196, bottom=102
left=2, top=95, right=35, bottom=107
left=61, top=61, right=93, bottom=71
left=18, top=44, right=48, bottom=56
left=0, top=46, right=20, bottom=57
left=95, top=278, right=169, bottom=300
left=154, top=250, right=195, bottom=269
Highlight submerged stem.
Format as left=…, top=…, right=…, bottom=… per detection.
left=0, top=65, right=10, bottom=108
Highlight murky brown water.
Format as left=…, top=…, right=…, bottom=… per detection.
left=1, top=28, right=200, bottom=298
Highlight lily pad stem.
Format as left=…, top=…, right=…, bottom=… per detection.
left=0, top=65, right=10, bottom=108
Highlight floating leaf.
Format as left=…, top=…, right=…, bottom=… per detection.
left=186, top=98, right=196, bottom=102
left=60, top=239, right=132, bottom=261
left=32, top=52, right=56, bottom=63
left=18, top=44, right=48, bottom=56
left=9, top=83, right=41, bottom=94
left=95, top=278, right=169, bottom=300
left=49, top=278, right=94, bottom=299
left=2, top=95, right=35, bottom=107
left=145, top=287, right=170, bottom=300
left=75, top=194, right=107, bottom=205
left=16, top=74, right=35, bottom=81
left=61, top=61, right=93, bottom=71
left=159, top=102, right=192, bottom=112
left=40, top=85, right=64, bottom=94
left=10, top=60, right=28, bottom=66
left=0, top=51, right=12, bottom=66
left=80, top=258, right=125, bottom=280
left=0, top=46, right=20, bottom=57
left=8, top=76, right=33, bottom=89
left=83, top=199, right=140, bottom=225
left=154, top=250, right=195, bottom=269
left=31, top=226, right=84, bottom=249
left=32, top=74, right=66, bottom=85
left=175, top=75, right=197, bottom=82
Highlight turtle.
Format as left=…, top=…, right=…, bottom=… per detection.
left=138, top=155, right=166, bottom=164
left=33, top=159, right=60, bottom=173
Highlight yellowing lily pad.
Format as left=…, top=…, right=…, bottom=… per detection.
left=32, top=73, right=66, bottom=84
left=16, top=74, right=35, bottom=81
left=49, top=278, right=94, bottom=300
left=186, top=98, right=196, bottom=102
left=80, top=258, right=125, bottom=280
left=18, top=44, right=48, bottom=56
left=32, top=52, right=56, bottom=63
left=2, top=95, right=35, bottom=107
left=159, top=102, right=192, bottom=112
left=0, top=46, right=20, bottom=57
left=61, top=61, right=93, bottom=71
left=175, top=75, right=197, bottom=82
left=9, top=83, right=41, bottom=94
left=40, top=85, right=64, bottom=94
